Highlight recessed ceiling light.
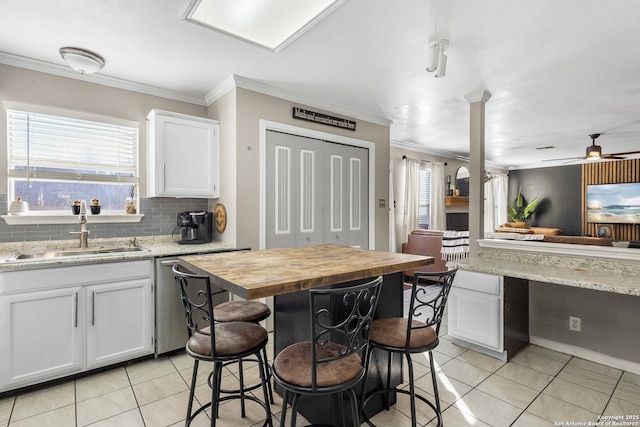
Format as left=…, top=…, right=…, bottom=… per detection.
left=182, top=0, right=347, bottom=52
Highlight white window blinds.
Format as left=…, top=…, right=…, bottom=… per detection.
left=7, top=109, right=138, bottom=183
left=418, top=168, right=431, bottom=229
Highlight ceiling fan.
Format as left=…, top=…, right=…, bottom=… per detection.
left=545, top=133, right=640, bottom=163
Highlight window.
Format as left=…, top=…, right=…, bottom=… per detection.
left=418, top=168, right=430, bottom=229
left=7, top=108, right=139, bottom=214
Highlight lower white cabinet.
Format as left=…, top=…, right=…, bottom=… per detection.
left=86, top=279, right=153, bottom=368
left=448, top=270, right=504, bottom=354
left=1, top=287, right=83, bottom=387
left=448, top=270, right=529, bottom=360
left=0, top=260, right=153, bottom=391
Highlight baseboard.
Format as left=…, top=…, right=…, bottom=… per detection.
left=530, top=336, right=640, bottom=376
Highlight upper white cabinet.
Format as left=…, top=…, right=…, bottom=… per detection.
left=147, top=109, right=220, bottom=198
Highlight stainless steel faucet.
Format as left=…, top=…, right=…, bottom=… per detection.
left=70, top=200, right=89, bottom=248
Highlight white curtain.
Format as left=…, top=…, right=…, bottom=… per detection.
left=402, top=157, right=421, bottom=239
left=430, top=161, right=446, bottom=230
left=496, top=173, right=509, bottom=226
left=484, top=178, right=496, bottom=233
left=389, top=160, right=396, bottom=252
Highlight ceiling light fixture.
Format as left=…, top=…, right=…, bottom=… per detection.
left=59, top=47, right=105, bottom=74
left=426, top=39, right=449, bottom=78
left=586, top=143, right=602, bottom=160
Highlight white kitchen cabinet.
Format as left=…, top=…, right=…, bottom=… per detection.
left=0, top=260, right=153, bottom=392
left=0, top=287, right=83, bottom=388
left=448, top=270, right=529, bottom=361
left=86, top=279, right=153, bottom=368
left=448, top=270, right=504, bottom=354
left=147, top=109, right=220, bottom=198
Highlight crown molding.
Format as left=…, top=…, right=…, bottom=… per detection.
left=0, top=52, right=207, bottom=106
left=391, top=139, right=507, bottom=169
left=206, top=74, right=393, bottom=127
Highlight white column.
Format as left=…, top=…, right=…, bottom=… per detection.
left=464, top=90, right=491, bottom=258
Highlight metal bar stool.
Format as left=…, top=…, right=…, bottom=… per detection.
left=213, top=299, right=275, bottom=413
left=272, top=276, right=383, bottom=427
left=360, top=268, right=458, bottom=427
left=173, top=264, right=273, bottom=427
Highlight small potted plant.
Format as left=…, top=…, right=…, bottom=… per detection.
left=70, top=200, right=81, bottom=215
left=90, top=198, right=101, bottom=215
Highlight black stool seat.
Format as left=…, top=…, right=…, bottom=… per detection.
left=188, top=322, right=267, bottom=357
left=274, top=341, right=362, bottom=388
left=214, top=300, right=271, bottom=323
left=369, top=318, right=438, bottom=349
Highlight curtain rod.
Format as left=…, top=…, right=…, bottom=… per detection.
left=402, top=155, right=447, bottom=166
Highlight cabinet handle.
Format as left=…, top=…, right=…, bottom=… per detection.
left=91, top=291, right=95, bottom=326
left=160, top=260, right=179, bottom=265
left=162, top=164, right=166, bottom=191
left=74, top=292, right=78, bottom=328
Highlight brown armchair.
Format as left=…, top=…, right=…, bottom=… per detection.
left=401, top=230, right=448, bottom=279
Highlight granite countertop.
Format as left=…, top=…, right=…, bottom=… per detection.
left=451, top=247, right=640, bottom=296
left=0, top=235, right=236, bottom=270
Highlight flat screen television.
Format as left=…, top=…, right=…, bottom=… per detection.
left=587, top=182, right=640, bottom=224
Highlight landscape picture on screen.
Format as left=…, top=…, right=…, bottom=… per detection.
left=587, top=183, right=640, bottom=224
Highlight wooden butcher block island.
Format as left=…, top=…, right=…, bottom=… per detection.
left=178, top=244, right=431, bottom=299
left=179, top=244, right=433, bottom=426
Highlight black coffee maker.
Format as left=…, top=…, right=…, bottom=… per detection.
left=176, top=211, right=213, bottom=244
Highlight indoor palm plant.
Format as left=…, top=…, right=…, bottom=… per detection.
left=507, top=187, right=540, bottom=223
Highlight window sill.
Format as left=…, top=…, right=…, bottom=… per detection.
left=2, top=213, right=144, bottom=225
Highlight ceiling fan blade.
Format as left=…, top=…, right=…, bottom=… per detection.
left=605, top=150, right=640, bottom=156
left=600, top=154, right=627, bottom=160
left=542, top=157, right=583, bottom=162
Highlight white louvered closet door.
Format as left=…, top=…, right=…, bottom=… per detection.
left=265, top=131, right=368, bottom=249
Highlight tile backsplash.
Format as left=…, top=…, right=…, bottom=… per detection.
left=0, top=195, right=209, bottom=242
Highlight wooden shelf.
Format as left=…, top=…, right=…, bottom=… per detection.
left=445, top=196, right=469, bottom=206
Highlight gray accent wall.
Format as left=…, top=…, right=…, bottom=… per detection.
left=0, top=195, right=208, bottom=242
left=508, top=165, right=582, bottom=236
left=529, top=281, right=640, bottom=363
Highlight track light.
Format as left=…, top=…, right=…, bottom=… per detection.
left=426, top=39, right=449, bottom=78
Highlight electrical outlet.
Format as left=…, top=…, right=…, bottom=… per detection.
left=569, top=316, right=581, bottom=332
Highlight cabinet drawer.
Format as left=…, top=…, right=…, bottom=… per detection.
left=0, top=260, right=152, bottom=294
left=452, top=270, right=502, bottom=295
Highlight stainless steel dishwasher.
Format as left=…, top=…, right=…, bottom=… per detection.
left=154, top=254, right=230, bottom=355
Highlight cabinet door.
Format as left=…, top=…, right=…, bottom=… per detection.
left=86, top=279, right=153, bottom=368
left=0, top=287, right=83, bottom=389
left=448, top=287, right=503, bottom=352
left=149, top=111, right=220, bottom=198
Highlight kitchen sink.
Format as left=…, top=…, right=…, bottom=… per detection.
left=5, top=246, right=150, bottom=261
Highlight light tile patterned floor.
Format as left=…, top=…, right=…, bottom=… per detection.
left=1, top=306, right=639, bottom=426
left=1, top=340, right=638, bottom=427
